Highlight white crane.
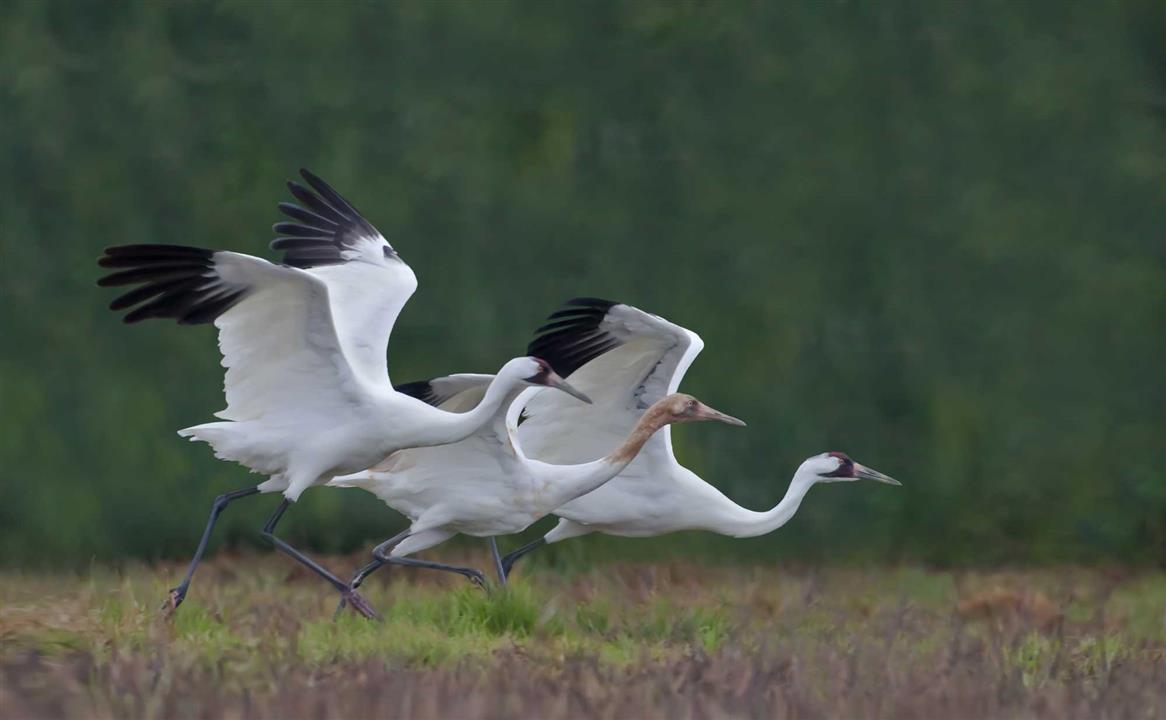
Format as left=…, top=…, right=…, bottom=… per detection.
left=96, top=170, right=590, bottom=618
left=327, top=387, right=744, bottom=599
left=494, top=298, right=900, bottom=576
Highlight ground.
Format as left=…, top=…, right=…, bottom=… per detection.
left=2, top=550, right=1164, bottom=719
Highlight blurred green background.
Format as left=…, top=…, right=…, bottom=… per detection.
left=2, top=1, right=1163, bottom=569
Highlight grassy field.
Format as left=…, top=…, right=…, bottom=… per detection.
left=2, top=549, right=1164, bottom=719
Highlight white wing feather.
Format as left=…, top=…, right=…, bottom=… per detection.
left=309, top=259, right=416, bottom=387
left=272, top=169, right=418, bottom=387
left=419, top=374, right=496, bottom=413
left=517, top=303, right=703, bottom=466
left=209, top=252, right=370, bottom=421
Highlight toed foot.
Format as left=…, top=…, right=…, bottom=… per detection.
left=161, top=586, right=187, bottom=617
left=339, top=587, right=381, bottom=621
left=465, top=570, right=488, bottom=591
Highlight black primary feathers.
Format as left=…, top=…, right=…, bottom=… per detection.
left=272, top=168, right=392, bottom=268
left=97, top=170, right=391, bottom=323
left=526, top=297, right=622, bottom=379
left=392, top=380, right=441, bottom=406
left=97, top=245, right=246, bottom=325
left=396, top=297, right=625, bottom=409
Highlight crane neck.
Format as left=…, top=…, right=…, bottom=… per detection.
left=709, top=470, right=819, bottom=538
left=538, top=403, right=673, bottom=509
left=414, top=373, right=524, bottom=447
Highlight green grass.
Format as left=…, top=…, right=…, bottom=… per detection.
left=2, top=554, right=1165, bottom=718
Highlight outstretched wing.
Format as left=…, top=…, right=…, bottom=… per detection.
left=272, top=169, right=417, bottom=386
left=98, top=245, right=368, bottom=421
left=517, top=298, right=704, bottom=465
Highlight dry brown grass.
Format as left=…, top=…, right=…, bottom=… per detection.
left=2, top=553, right=1164, bottom=719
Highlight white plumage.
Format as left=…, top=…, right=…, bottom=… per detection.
left=96, top=170, right=587, bottom=614
left=496, top=299, right=900, bottom=575
left=329, top=378, right=742, bottom=588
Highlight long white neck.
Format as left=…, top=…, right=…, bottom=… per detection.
left=707, top=469, right=818, bottom=538
left=409, top=373, right=525, bottom=447
left=535, top=404, right=670, bottom=511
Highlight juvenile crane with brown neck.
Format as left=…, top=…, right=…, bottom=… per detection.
left=329, top=391, right=744, bottom=595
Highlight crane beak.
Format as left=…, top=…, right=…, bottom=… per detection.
left=856, top=464, right=900, bottom=486
left=695, top=403, right=746, bottom=427
left=544, top=372, right=592, bottom=404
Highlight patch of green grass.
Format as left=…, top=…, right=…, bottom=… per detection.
left=4, top=558, right=1166, bottom=690
left=574, top=598, right=614, bottom=636
left=297, top=581, right=566, bottom=666
left=892, top=567, right=958, bottom=608
left=1006, top=632, right=1060, bottom=689
left=1110, top=575, right=1166, bottom=643
left=171, top=605, right=248, bottom=661
left=299, top=612, right=503, bottom=666
left=630, top=598, right=735, bottom=651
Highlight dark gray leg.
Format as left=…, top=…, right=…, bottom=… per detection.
left=261, top=499, right=380, bottom=620
left=356, top=530, right=487, bottom=586
left=500, top=537, right=547, bottom=579
left=333, top=531, right=487, bottom=618
left=488, top=537, right=507, bottom=587
left=363, top=531, right=485, bottom=588
left=385, top=555, right=487, bottom=588
left=334, top=530, right=410, bottom=619
left=164, top=485, right=260, bottom=612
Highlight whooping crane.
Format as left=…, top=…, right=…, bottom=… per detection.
left=328, top=390, right=744, bottom=598
left=497, top=298, right=900, bottom=576
left=96, top=170, right=590, bottom=618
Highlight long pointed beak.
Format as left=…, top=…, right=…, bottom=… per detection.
left=856, top=463, right=901, bottom=486
left=544, top=372, right=592, bottom=404
left=695, top=403, right=746, bottom=427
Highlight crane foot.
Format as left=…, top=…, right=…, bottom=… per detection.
left=160, top=586, right=187, bottom=617
left=340, top=587, right=381, bottom=621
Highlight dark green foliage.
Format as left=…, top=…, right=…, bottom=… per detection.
left=1, top=1, right=1162, bottom=567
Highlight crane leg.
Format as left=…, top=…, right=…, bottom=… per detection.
left=260, top=499, right=381, bottom=621
left=488, top=537, right=507, bottom=587
left=385, top=555, right=488, bottom=589
left=341, top=530, right=411, bottom=596
left=334, top=530, right=487, bottom=619
left=499, top=537, right=546, bottom=579
left=367, top=530, right=486, bottom=589
left=164, top=485, right=260, bottom=614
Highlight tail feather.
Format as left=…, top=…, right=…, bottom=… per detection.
left=178, top=422, right=270, bottom=472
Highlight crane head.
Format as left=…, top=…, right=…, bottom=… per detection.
left=805, top=451, right=900, bottom=485
left=656, top=393, right=746, bottom=426
left=520, top=357, right=592, bottom=404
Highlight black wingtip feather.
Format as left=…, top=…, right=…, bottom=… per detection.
left=97, top=245, right=246, bottom=326
left=526, top=297, right=621, bottom=378
left=272, top=169, right=389, bottom=269
left=393, top=380, right=439, bottom=406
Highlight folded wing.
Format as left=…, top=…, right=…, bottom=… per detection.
left=394, top=373, right=495, bottom=413
left=329, top=372, right=506, bottom=500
